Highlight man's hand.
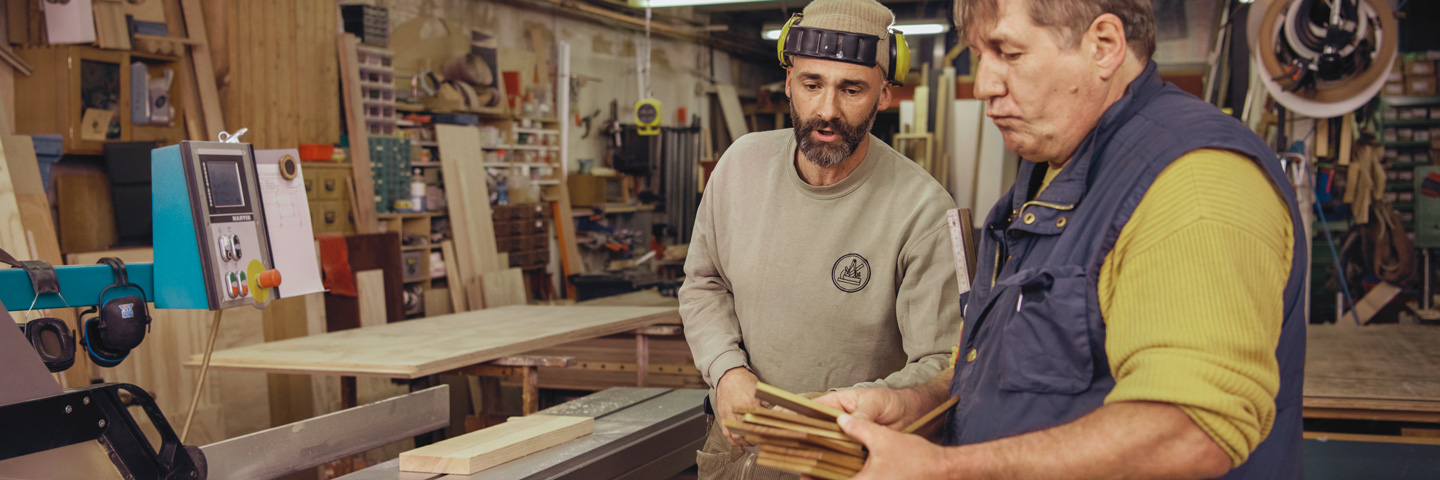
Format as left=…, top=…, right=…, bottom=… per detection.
left=715, top=367, right=760, bottom=448
left=813, top=387, right=925, bottom=431
left=833, top=413, right=951, bottom=479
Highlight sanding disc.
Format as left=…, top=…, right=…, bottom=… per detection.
left=247, top=259, right=270, bottom=304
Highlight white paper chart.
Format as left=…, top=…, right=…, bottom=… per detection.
left=255, top=149, right=325, bottom=297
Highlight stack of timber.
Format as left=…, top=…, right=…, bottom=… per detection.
left=727, top=383, right=957, bottom=480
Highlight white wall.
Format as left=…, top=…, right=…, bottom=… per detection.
left=379, top=0, right=712, bottom=171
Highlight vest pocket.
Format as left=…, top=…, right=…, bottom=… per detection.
left=997, top=265, right=1093, bottom=394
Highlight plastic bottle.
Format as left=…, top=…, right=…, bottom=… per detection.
left=410, top=168, right=426, bottom=212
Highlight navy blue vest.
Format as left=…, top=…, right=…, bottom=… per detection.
left=944, top=62, right=1307, bottom=478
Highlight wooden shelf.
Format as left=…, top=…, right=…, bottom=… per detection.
left=1382, top=119, right=1440, bottom=128
left=402, top=244, right=430, bottom=252
left=482, top=162, right=557, bottom=168
left=514, top=127, right=560, bottom=134
left=378, top=212, right=440, bottom=219
left=1384, top=141, right=1433, bottom=148
left=572, top=203, right=656, bottom=215
left=515, top=116, right=560, bottom=123
left=412, top=141, right=438, bottom=147
left=412, top=162, right=442, bottom=167
left=482, top=144, right=559, bottom=151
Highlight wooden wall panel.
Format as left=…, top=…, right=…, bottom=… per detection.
left=209, top=0, right=339, bottom=149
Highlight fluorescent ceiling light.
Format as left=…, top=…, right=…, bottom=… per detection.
left=761, top=22, right=949, bottom=41
left=630, top=0, right=771, bottom=7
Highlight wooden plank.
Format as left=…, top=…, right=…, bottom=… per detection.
left=1337, top=112, right=1353, bottom=166
left=901, top=396, right=960, bottom=436
left=441, top=240, right=467, bottom=312
left=436, top=124, right=502, bottom=307
left=338, top=33, right=379, bottom=233
left=356, top=269, right=386, bottom=328
left=0, top=132, right=28, bottom=325
left=399, top=415, right=593, bottom=475
left=260, top=295, right=316, bottom=427
left=180, top=0, right=224, bottom=139
left=759, top=444, right=863, bottom=471
left=734, top=407, right=840, bottom=432
left=714, top=84, right=749, bottom=143
left=758, top=451, right=858, bottom=476
left=481, top=268, right=527, bottom=308
left=56, top=173, right=118, bottom=253
left=543, top=182, right=586, bottom=295
left=755, top=382, right=845, bottom=421
left=742, top=414, right=852, bottom=441
left=189, top=306, right=679, bottom=378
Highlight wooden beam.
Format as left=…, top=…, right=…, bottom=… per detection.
left=338, top=33, right=379, bottom=234
left=399, top=415, right=593, bottom=475
left=180, top=0, right=225, bottom=139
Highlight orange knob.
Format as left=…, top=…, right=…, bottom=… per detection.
left=256, top=269, right=282, bottom=289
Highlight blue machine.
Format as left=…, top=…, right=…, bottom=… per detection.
left=152, top=141, right=277, bottom=310
left=0, top=141, right=279, bottom=312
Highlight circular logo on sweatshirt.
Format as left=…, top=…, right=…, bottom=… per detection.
left=831, top=254, right=871, bottom=293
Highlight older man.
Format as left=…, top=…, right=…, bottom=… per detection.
left=679, top=0, right=963, bottom=477
left=814, top=0, right=1307, bottom=479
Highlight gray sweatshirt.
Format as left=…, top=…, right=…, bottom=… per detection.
left=680, top=129, right=963, bottom=394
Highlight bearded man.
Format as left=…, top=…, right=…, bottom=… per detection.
left=678, top=0, right=963, bottom=478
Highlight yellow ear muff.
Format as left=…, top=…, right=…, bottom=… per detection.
left=889, top=30, right=911, bottom=86
left=777, top=13, right=804, bottom=67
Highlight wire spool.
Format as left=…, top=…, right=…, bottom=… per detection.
left=1248, top=0, right=1399, bottom=118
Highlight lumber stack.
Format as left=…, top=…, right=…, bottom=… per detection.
left=727, top=382, right=958, bottom=480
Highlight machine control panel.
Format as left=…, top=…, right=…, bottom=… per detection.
left=180, top=142, right=276, bottom=309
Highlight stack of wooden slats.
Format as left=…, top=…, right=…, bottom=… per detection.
left=725, top=382, right=958, bottom=480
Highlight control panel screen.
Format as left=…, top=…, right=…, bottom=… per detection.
left=200, top=155, right=247, bottom=209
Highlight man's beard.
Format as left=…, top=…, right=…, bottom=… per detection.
left=792, top=100, right=880, bottom=168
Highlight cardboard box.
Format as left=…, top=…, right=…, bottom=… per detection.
left=1405, top=58, right=1436, bottom=77
left=567, top=174, right=609, bottom=207
left=1384, top=81, right=1407, bottom=96
left=1407, top=75, right=1438, bottom=96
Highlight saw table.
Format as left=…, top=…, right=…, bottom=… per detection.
left=336, top=387, right=708, bottom=480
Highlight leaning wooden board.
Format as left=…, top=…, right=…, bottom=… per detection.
left=187, top=306, right=679, bottom=378
left=399, top=414, right=592, bottom=475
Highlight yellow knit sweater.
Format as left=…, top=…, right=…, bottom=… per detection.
left=1039, top=149, right=1292, bottom=467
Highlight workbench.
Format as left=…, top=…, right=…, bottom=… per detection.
left=336, top=387, right=708, bottom=480
left=1303, top=323, right=1440, bottom=425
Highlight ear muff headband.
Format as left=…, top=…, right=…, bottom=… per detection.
left=84, top=257, right=151, bottom=368
left=777, top=12, right=912, bottom=86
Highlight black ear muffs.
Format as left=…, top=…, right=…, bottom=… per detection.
left=81, top=257, right=152, bottom=368
left=777, top=12, right=912, bottom=86
left=23, top=317, right=75, bottom=373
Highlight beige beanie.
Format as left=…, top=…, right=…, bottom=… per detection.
left=793, top=0, right=896, bottom=75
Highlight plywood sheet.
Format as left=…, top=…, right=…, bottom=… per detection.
left=190, top=306, right=679, bottom=378
left=714, top=84, right=748, bottom=144
left=56, top=173, right=118, bottom=253
left=437, top=124, right=501, bottom=308
left=1305, top=324, right=1440, bottom=408
left=971, top=109, right=1007, bottom=229
left=399, top=415, right=592, bottom=475
left=356, top=269, right=386, bottom=328
left=481, top=268, right=527, bottom=308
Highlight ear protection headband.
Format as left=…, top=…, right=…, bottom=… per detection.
left=776, top=12, right=911, bottom=86
left=81, top=257, right=152, bottom=368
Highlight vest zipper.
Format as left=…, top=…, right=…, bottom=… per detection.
left=1016, top=200, right=1076, bottom=217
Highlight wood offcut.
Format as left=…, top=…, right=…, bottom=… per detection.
left=398, top=414, right=592, bottom=475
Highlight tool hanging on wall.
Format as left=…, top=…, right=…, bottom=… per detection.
left=636, top=99, right=662, bottom=136
left=1247, top=0, right=1399, bottom=118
